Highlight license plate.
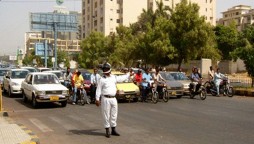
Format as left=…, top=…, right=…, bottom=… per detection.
left=50, top=96, right=59, bottom=101
left=172, top=91, right=176, bottom=95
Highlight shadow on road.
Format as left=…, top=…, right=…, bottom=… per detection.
left=69, top=129, right=105, bottom=136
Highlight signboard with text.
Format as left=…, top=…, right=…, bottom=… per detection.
left=9, top=56, right=17, bottom=61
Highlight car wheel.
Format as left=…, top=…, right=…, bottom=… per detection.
left=133, top=97, right=139, bottom=102
left=22, top=91, right=27, bottom=103
left=8, top=86, right=12, bottom=97
left=32, top=96, right=38, bottom=108
left=61, top=101, right=67, bottom=107
left=177, top=95, right=182, bottom=98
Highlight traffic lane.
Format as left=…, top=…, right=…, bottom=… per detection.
left=2, top=94, right=254, bottom=144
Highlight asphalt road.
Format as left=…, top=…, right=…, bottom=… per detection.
left=2, top=94, right=254, bottom=144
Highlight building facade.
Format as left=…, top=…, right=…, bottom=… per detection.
left=82, top=0, right=216, bottom=38
left=217, top=5, right=254, bottom=31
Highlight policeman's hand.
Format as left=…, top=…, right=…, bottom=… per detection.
left=95, top=100, right=101, bottom=107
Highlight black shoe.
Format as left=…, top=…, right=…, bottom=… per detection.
left=105, top=128, right=110, bottom=138
left=111, top=127, right=120, bottom=136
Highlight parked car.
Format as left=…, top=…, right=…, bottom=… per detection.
left=21, top=72, right=69, bottom=108
left=0, top=68, right=9, bottom=89
left=36, top=67, right=52, bottom=72
left=20, top=66, right=37, bottom=73
left=44, top=70, right=64, bottom=84
left=168, top=72, right=191, bottom=95
left=160, top=71, right=184, bottom=98
left=2, top=69, right=29, bottom=97
left=112, top=71, right=140, bottom=102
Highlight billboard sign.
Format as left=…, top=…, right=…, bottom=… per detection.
left=30, top=13, right=78, bottom=32
left=35, top=43, right=53, bottom=56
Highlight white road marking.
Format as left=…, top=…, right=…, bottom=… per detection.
left=29, top=118, right=53, bottom=132
left=49, top=116, right=77, bottom=130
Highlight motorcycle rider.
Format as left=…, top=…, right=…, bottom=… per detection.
left=63, top=67, right=73, bottom=87
left=214, top=68, right=225, bottom=96
left=190, top=67, right=202, bottom=93
left=208, top=66, right=215, bottom=82
left=141, top=68, right=153, bottom=102
left=152, top=68, right=166, bottom=96
left=72, top=70, right=89, bottom=105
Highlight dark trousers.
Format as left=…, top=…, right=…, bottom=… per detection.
left=142, top=86, right=149, bottom=101
left=90, top=84, right=97, bottom=103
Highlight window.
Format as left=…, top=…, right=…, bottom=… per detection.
left=88, top=0, right=90, bottom=4
left=117, top=9, right=120, bottom=13
left=100, top=0, right=103, bottom=5
left=110, top=18, right=113, bottom=21
left=116, top=19, right=120, bottom=23
left=236, top=12, right=239, bottom=15
left=100, top=17, right=103, bottom=23
left=95, top=2, right=97, bottom=8
left=94, top=20, right=97, bottom=26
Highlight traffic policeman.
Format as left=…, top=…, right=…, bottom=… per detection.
left=95, top=62, right=131, bottom=138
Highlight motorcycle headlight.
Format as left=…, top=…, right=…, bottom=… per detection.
left=11, top=82, right=19, bottom=86
left=62, top=90, right=68, bottom=95
left=36, top=91, right=46, bottom=95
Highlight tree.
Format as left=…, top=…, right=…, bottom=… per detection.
left=108, top=26, right=137, bottom=68
left=79, top=31, right=109, bottom=68
left=135, top=16, right=174, bottom=66
left=214, top=22, right=239, bottom=60
left=169, top=0, right=218, bottom=70
left=231, top=25, right=254, bottom=87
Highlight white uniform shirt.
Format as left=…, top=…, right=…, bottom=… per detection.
left=90, top=73, right=101, bottom=85
left=96, top=73, right=130, bottom=101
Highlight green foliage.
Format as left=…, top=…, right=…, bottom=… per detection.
left=79, top=31, right=109, bottom=68
left=214, top=23, right=239, bottom=60
left=169, top=0, right=218, bottom=70
left=231, top=25, right=254, bottom=87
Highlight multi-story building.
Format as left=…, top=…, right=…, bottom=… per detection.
left=217, top=5, right=254, bottom=31
left=25, top=32, right=81, bottom=56
left=82, top=0, right=216, bottom=38
left=148, top=0, right=216, bottom=25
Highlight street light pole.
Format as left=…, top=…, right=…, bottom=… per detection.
left=54, top=22, right=58, bottom=70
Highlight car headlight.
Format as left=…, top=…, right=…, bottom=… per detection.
left=11, top=82, right=19, bottom=86
left=62, top=90, right=68, bottom=95
left=36, top=91, right=46, bottom=95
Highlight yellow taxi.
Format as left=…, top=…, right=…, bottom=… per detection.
left=111, top=71, right=140, bottom=102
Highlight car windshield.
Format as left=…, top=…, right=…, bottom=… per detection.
left=52, top=72, right=62, bottom=79
left=0, top=69, right=8, bottom=76
left=82, top=72, right=91, bottom=80
left=11, top=71, right=29, bottom=79
left=33, top=74, right=60, bottom=84
left=160, top=72, right=174, bottom=81
left=170, top=72, right=189, bottom=80
left=26, top=68, right=37, bottom=72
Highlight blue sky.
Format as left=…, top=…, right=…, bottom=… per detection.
left=0, top=0, right=254, bottom=56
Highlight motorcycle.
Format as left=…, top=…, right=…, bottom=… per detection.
left=204, top=77, right=234, bottom=97
left=150, top=81, right=169, bottom=104
left=189, top=81, right=207, bottom=100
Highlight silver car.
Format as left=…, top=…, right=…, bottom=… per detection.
left=168, top=72, right=191, bottom=95
left=160, top=72, right=184, bottom=98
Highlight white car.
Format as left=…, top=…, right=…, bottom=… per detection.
left=20, top=66, right=37, bottom=73
left=21, top=72, right=69, bottom=108
left=44, top=70, right=64, bottom=84
left=3, top=69, right=29, bottom=97
left=36, top=67, right=52, bottom=72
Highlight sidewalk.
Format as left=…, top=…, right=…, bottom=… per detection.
left=0, top=112, right=39, bottom=144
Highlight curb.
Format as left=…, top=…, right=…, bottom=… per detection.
left=1, top=112, right=40, bottom=144
left=235, top=89, right=254, bottom=97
